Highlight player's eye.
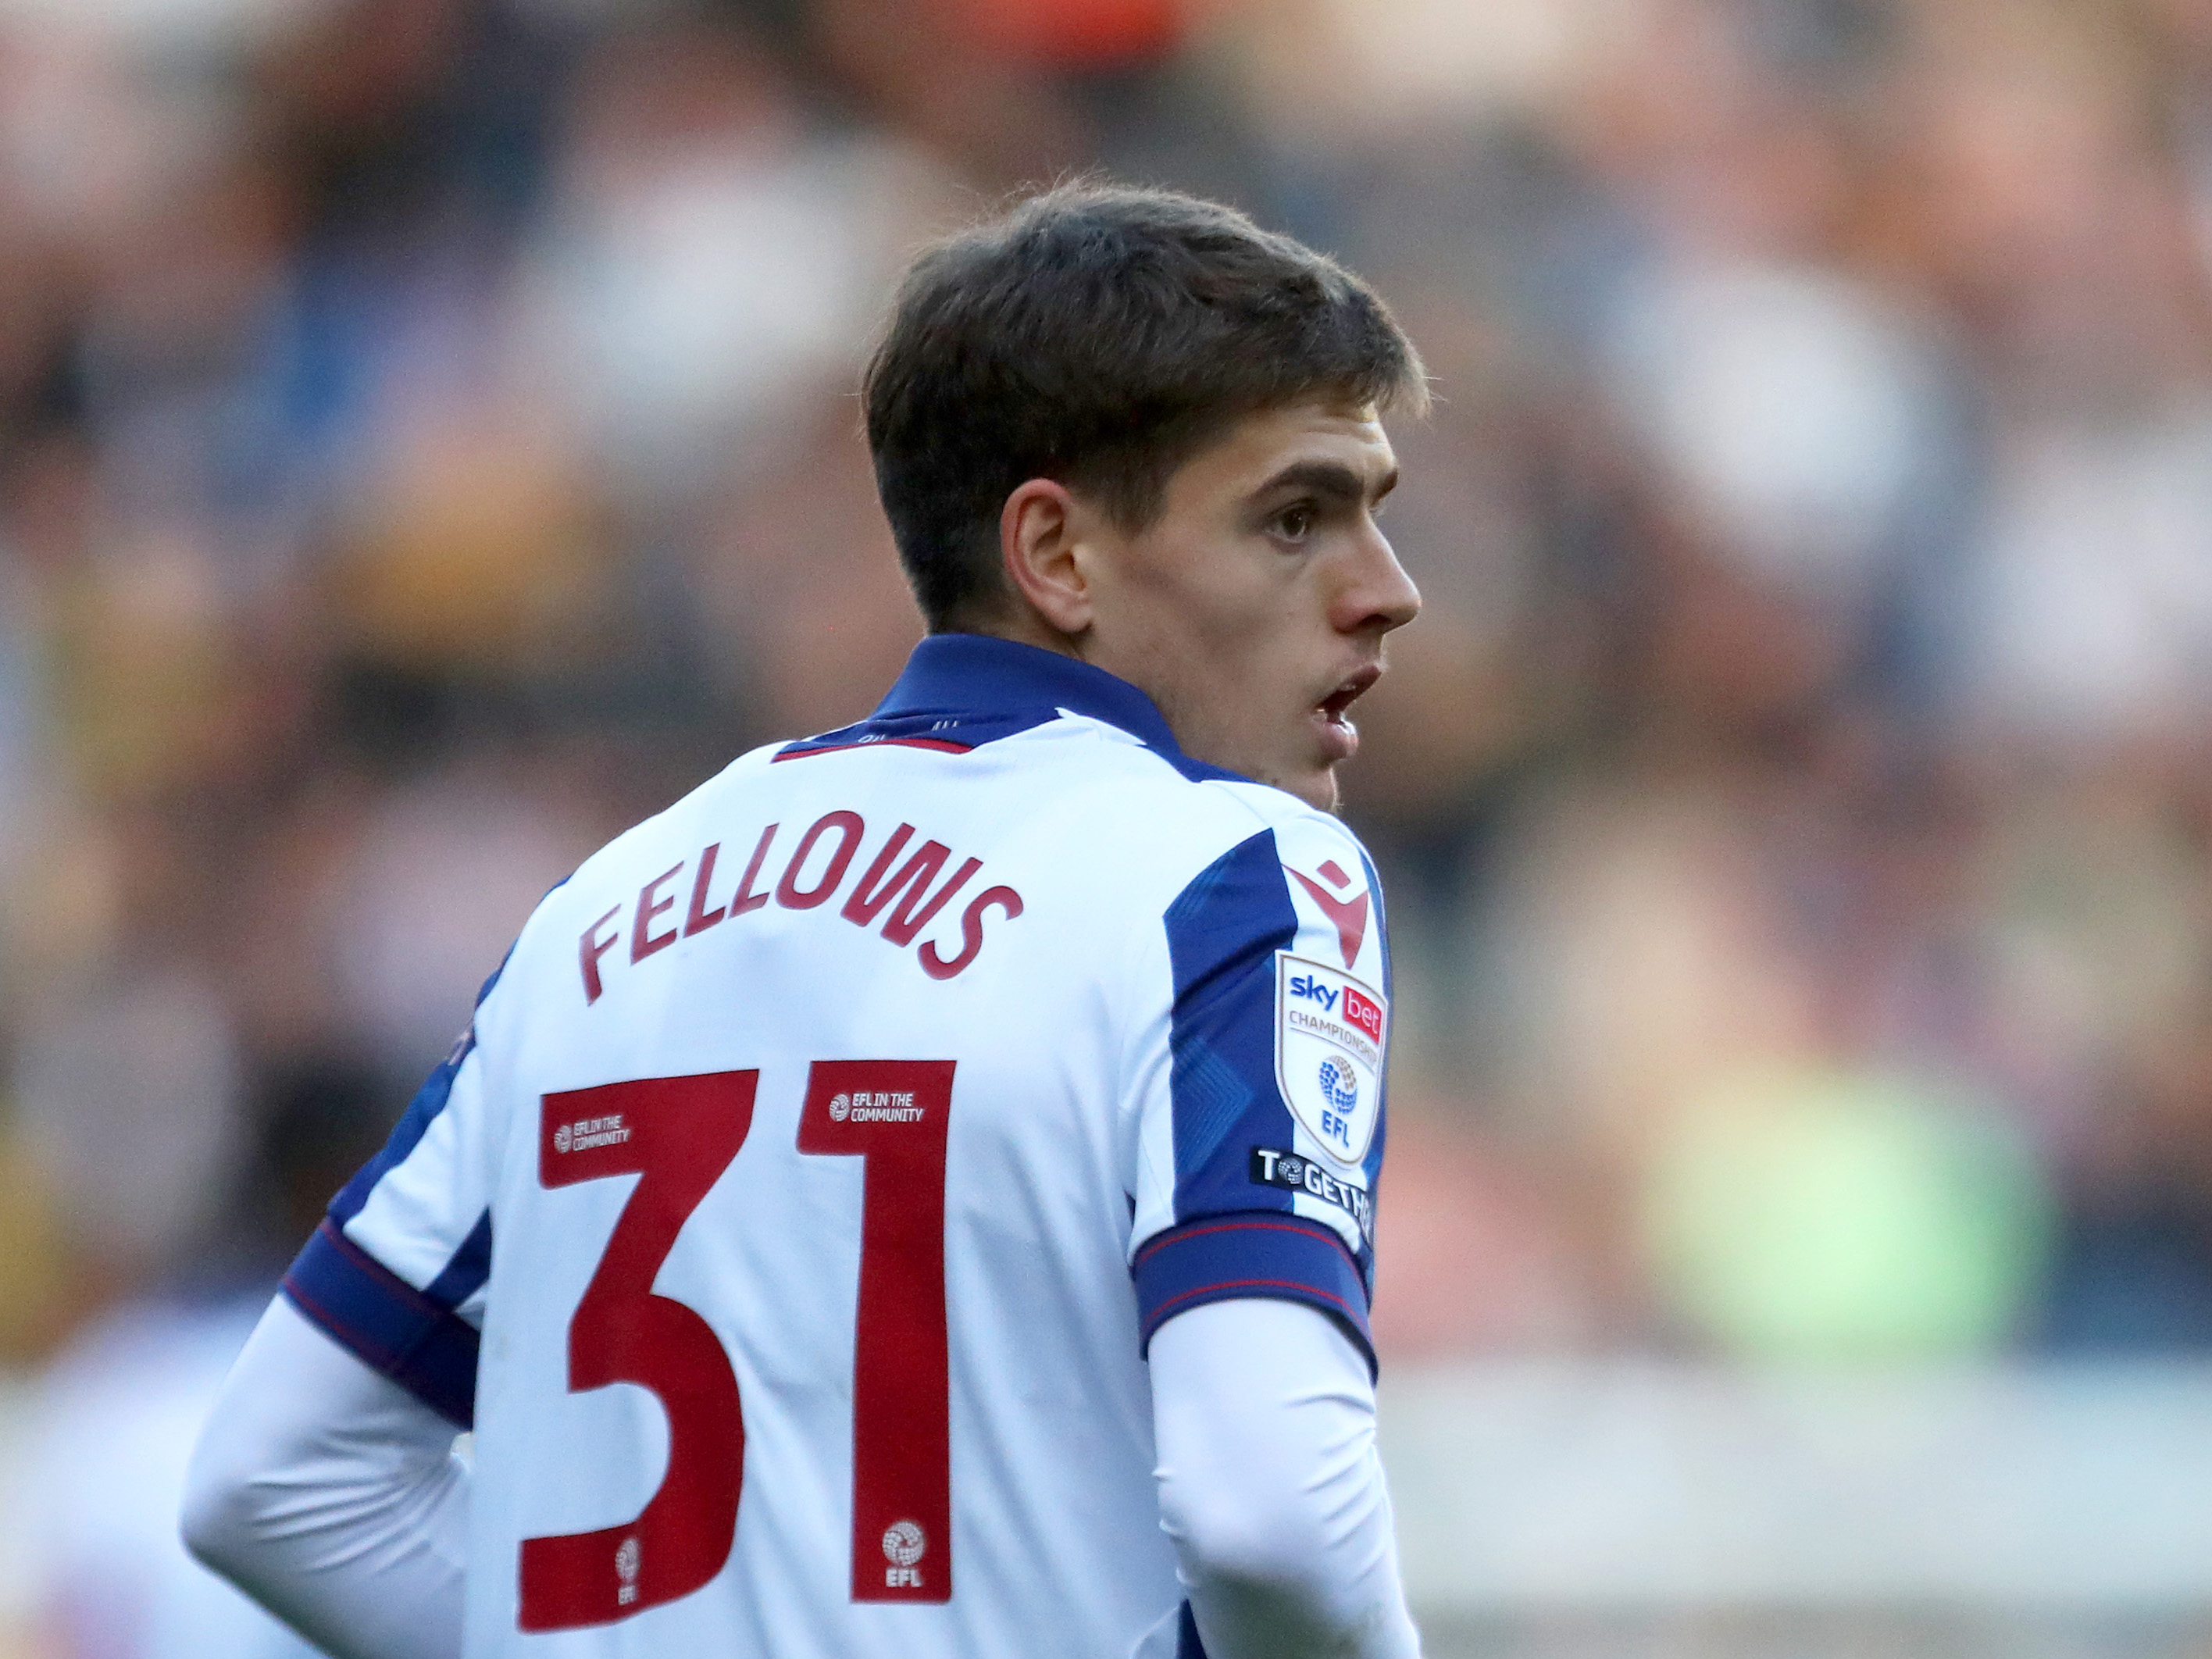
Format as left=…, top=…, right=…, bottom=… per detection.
left=1273, top=502, right=1317, bottom=542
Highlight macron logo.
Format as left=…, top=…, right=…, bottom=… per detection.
left=1286, top=860, right=1370, bottom=969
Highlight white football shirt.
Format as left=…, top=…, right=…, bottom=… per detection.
left=281, top=634, right=1393, bottom=1659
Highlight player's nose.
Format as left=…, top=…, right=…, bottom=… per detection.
left=1334, top=525, right=1421, bottom=637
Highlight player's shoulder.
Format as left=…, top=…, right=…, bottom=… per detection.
left=1118, top=751, right=1376, bottom=901
left=1193, top=774, right=1372, bottom=867
left=986, top=713, right=1361, bottom=873
left=986, top=722, right=1382, bottom=985
left=1165, top=781, right=1382, bottom=962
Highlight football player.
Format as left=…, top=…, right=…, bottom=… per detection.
left=184, top=182, right=1426, bottom=1659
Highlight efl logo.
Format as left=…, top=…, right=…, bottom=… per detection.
left=1274, top=953, right=1387, bottom=1166
left=615, top=1536, right=640, bottom=1607
left=1318, top=1057, right=1358, bottom=1111
left=882, top=1520, right=927, bottom=1589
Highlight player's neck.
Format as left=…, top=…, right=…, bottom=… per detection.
left=933, top=603, right=1086, bottom=662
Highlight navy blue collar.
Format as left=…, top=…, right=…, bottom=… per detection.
left=879, top=633, right=1183, bottom=747
left=777, top=632, right=1243, bottom=782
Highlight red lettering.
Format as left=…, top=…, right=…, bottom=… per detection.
left=684, top=843, right=727, bottom=936
left=919, top=885, right=1023, bottom=980
left=520, top=1073, right=755, bottom=1629
left=841, top=826, right=983, bottom=946
left=797, top=1061, right=957, bottom=1602
left=580, top=904, right=622, bottom=1004
left=730, top=823, right=778, bottom=915
left=776, top=812, right=865, bottom=910
left=632, top=864, right=683, bottom=962
left=842, top=825, right=919, bottom=923
left=1343, top=986, right=1383, bottom=1044
left=883, top=856, right=980, bottom=947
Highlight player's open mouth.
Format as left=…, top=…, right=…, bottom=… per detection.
left=1313, top=666, right=1380, bottom=760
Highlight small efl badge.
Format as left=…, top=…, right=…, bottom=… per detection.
left=1274, top=952, right=1387, bottom=1166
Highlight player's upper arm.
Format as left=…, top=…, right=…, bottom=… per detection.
left=1122, top=808, right=1390, bottom=1375
left=280, top=947, right=518, bottom=1429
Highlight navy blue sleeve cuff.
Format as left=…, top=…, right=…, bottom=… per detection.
left=282, top=1218, right=480, bottom=1429
left=1132, top=1211, right=1375, bottom=1379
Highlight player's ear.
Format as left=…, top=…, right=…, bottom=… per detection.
left=999, top=479, right=1095, bottom=638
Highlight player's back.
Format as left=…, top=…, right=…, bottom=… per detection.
left=472, top=722, right=1196, bottom=1656
left=309, top=637, right=1391, bottom=1658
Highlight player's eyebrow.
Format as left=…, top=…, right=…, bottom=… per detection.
left=1254, top=459, right=1399, bottom=507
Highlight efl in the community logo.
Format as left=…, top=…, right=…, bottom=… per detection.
left=830, top=1092, right=923, bottom=1123
left=882, top=1520, right=926, bottom=1589
left=554, top=1113, right=630, bottom=1154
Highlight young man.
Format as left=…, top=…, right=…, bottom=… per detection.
left=184, top=183, right=1427, bottom=1659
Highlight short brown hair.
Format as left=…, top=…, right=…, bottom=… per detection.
left=863, top=183, right=1427, bottom=630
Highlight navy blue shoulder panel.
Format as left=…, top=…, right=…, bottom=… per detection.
left=1164, top=830, right=1300, bottom=1220
left=1135, top=830, right=1379, bottom=1371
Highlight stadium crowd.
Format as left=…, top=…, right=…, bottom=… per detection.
left=1, top=0, right=2210, bottom=1415
left=12, top=0, right=2212, bottom=1648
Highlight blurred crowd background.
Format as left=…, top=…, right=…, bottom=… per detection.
left=3, top=0, right=2212, bottom=1651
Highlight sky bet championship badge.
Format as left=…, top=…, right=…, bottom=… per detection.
left=1274, top=953, right=1387, bottom=1166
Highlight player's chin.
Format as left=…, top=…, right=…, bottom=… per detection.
left=1284, top=730, right=1348, bottom=811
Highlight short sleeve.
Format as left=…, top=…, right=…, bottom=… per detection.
left=1126, top=822, right=1391, bottom=1377
left=279, top=960, right=510, bottom=1428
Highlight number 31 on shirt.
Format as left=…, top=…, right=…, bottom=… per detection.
left=518, top=1061, right=954, bottom=1631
